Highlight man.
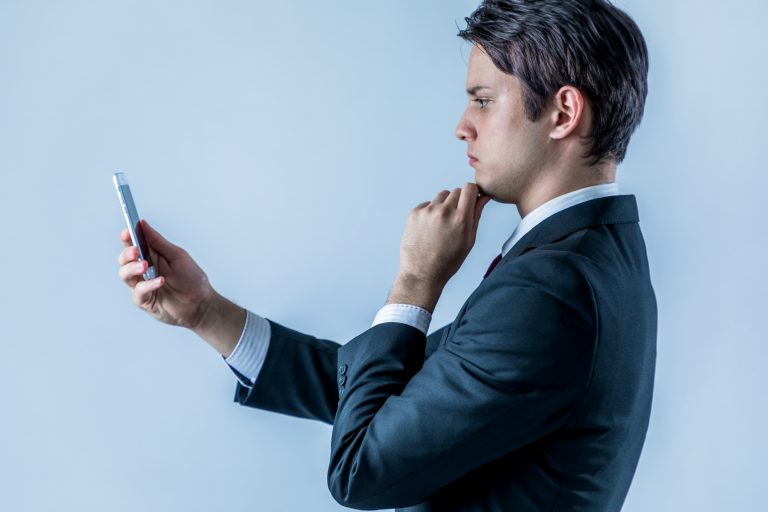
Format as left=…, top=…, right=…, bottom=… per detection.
left=117, top=1, right=656, bottom=510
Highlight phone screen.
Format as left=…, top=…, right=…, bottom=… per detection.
left=113, top=172, right=156, bottom=279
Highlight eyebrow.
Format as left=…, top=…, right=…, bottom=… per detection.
left=466, top=85, right=493, bottom=96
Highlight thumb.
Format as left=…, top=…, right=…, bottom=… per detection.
left=473, top=194, right=492, bottom=226
left=140, top=219, right=181, bottom=260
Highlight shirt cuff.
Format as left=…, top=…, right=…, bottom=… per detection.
left=371, top=303, right=432, bottom=335
left=223, top=309, right=271, bottom=388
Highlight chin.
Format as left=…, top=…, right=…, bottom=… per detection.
left=485, top=186, right=516, bottom=205
left=473, top=173, right=495, bottom=201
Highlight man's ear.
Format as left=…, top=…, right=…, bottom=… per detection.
left=548, top=85, right=588, bottom=140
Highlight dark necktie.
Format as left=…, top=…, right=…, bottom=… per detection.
left=483, top=253, right=503, bottom=279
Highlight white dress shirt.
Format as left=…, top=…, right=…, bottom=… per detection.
left=224, top=182, right=620, bottom=388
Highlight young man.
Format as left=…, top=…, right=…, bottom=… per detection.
left=117, top=1, right=656, bottom=510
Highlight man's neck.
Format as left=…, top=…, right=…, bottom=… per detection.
left=515, top=163, right=616, bottom=218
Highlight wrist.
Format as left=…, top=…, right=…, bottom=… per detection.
left=189, top=288, right=222, bottom=334
left=190, top=291, right=246, bottom=358
left=386, top=272, right=443, bottom=314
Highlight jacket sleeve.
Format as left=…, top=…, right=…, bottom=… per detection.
left=326, top=254, right=598, bottom=509
left=233, top=318, right=452, bottom=425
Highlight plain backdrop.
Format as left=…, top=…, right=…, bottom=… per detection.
left=1, top=0, right=766, bottom=510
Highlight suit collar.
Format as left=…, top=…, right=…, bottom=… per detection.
left=502, top=194, right=639, bottom=260
left=501, top=183, right=620, bottom=255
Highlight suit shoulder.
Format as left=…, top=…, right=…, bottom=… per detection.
left=459, top=244, right=598, bottom=390
left=496, top=244, right=594, bottom=296
left=471, top=250, right=596, bottom=335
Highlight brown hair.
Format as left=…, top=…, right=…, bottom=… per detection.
left=458, top=0, right=649, bottom=165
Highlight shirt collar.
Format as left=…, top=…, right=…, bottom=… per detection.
left=501, top=182, right=620, bottom=257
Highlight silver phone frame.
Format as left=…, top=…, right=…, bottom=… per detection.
left=113, top=172, right=157, bottom=280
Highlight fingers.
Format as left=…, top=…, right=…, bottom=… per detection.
left=120, top=228, right=133, bottom=248
left=431, top=190, right=450, bottom=204
left=117, top=221, right=166, bottom=309
left=132, top=276, right=165, bottom=307
left=118, top=245, right=138, bottom=266
left=140, top=220, right=182, bottom=260
left=473, top=194, right=492, bottom=226
left=432, top=183, right=482, bottom=214
left=118, top=259, right=147, bottom=287
left=417, top=183, right=491, bottom=224
left=118, top=244, right=142, bottom=288
left=456, top=183, right=479, bottom=213
left=444, top=187, right=462, bottom=208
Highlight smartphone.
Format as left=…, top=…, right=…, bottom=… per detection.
left=113, top=172, right=157, bottom=280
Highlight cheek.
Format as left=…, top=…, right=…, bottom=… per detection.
left=478, top=116, right=507, bottom=149
left=481, top=117, right=524, bottom=164
left=479, top=120, right=547, bottom=180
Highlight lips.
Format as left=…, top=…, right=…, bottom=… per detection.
left=467, top=152, right=478, bottom=164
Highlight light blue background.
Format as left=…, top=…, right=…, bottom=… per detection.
left=1, top=1, right=765, bottom=510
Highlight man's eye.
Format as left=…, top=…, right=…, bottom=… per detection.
left=474, top=98, right=490, bottom=109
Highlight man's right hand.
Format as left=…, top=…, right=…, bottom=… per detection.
left=117, top=220, right=214, bottom=331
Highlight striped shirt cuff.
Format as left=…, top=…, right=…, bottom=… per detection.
left=223, top=309, right=271, bottom=388
left=371, top=303, right=432, bottom=335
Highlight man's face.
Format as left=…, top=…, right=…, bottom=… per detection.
left=456, top=45, right=551, bottom=204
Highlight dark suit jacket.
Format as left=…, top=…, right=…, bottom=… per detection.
left=231, top=195, right=657, bottom=511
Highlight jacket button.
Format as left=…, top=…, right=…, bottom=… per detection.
left=338, top=374, right=346, bottom=386
left=339, top=386, right=345, bottom=398
left=338, top=364, right=347, bottom=376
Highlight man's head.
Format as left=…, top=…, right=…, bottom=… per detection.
left=455, top=0, right=648, bottom=208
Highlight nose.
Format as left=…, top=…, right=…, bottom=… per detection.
left=455, top=111, right=476, bottom=141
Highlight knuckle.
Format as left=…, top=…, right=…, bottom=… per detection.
left=120, top=262, right=141, bottom=282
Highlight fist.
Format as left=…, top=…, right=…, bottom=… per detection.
left=399, top=183, right=491, bottom=287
